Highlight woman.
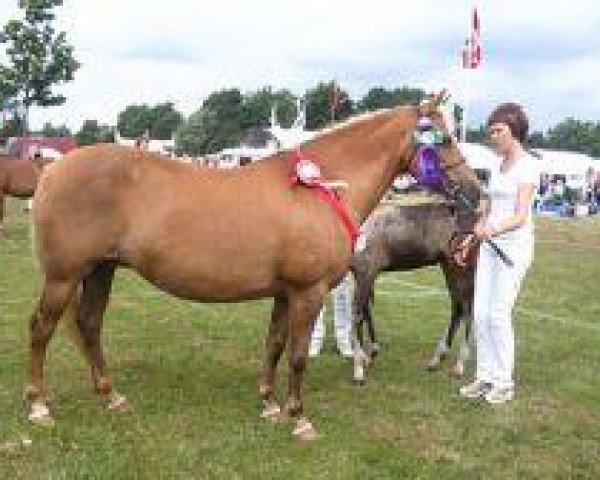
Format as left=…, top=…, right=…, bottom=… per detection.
left=456, top=103, right=538, bottom=404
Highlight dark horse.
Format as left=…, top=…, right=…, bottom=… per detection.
left=350, top=201, right=478, bottom=383
left=26, top=95, right=484, bottom=440
left=0, top=153, right=49, bottom=232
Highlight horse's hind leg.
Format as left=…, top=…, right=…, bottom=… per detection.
left=259, top=294, right=289, bottom=422
left=71, top=261, right=130, bottom=411
left=26, top=278, right=77, bottom=425
left=285, top=284, right=326, bottom=441
left=364, top=288, right=379, bottom=357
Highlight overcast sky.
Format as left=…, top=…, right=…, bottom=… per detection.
left=1, top=0, right=599, bottom=132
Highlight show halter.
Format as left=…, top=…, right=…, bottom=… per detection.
left=289, top=148, right=360, bottom=249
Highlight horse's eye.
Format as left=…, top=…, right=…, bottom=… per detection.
left=441, top=134, right=453, bottom=146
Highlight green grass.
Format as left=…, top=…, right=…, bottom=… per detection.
left=1, top=197, right=599, bottom=479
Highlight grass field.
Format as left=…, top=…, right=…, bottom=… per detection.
left=1, top=197, right=599, bottom=479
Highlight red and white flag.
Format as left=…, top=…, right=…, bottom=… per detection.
left=469, top=6, right=482, bottom=68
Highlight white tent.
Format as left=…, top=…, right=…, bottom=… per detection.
left=458, top=143, right=599, bottom=177
left=532, top=149, right=598, bottom=176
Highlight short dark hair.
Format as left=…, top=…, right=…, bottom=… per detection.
left=487, top=103, right=529, bottom=143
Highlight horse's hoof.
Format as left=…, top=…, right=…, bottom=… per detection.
left=426, top=360, right=440, bottom=371
left=292, top=418, right=318, bottom=441
left=28, top=403, right=54, bottom=426
left=107, top=392, right=133, bottom=412
left=352, top=377, right=366, bottom=386
left=260, top=403, right=284, bottom=423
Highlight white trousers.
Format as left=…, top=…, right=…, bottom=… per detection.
left=310, top=274, right=352, bottom=349
left=474, top=240, right=532, bottom=389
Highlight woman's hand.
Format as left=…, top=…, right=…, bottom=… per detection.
left=453, top=234, right=476, bottom=267
left=473, top=222, right=496, bottom=241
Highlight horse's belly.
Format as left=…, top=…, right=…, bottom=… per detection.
left=131, top=256, right=277, bottom=302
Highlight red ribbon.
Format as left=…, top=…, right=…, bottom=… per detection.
left=289, top=149, right=360, bottom=249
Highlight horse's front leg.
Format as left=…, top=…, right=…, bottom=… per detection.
left=285, top=285, right=325, bottom=441
left=427, top=321, right=452, bottom=371
left=259, top=294, right=289, bottom=422
left=452, top=306, right=473, bottom=377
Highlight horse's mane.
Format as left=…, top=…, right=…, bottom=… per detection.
left=303, top=108, right=401, bottom=145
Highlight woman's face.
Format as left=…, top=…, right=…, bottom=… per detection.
left=488, top=122, right=515, bottom=156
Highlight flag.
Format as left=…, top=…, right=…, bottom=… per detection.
left=470, top=6, right=482, bottom=68
left=461, top=38, right=472, bottom=69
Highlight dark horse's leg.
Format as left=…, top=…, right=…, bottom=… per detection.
left=454, top=299, right=473, bottom=377
left=26, top=278, right=78, bottom=425
left=427, top=262, right=463, bottom=371
left=285, top=284, right=326, bottom=440
left=427, top=262, right=472, bottom=376
left=351, top=266, right=378, bottom=358
left=71, top=261, right=131, bottom=411
left=259, top=294, right=289, bottom=422
left=448, top=262, right=475, bottom=377
left=364, top=284, right=379, bottom=357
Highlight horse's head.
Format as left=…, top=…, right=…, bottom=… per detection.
left=407, top=90, right=487, bottom=216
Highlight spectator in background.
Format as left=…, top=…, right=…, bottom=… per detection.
left=308, top=274, right=353, bottom=358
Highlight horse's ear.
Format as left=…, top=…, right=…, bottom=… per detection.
left=418, top=89, right=449, bottom=116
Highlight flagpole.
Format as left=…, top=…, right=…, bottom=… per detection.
left=330, top=80, right=336, bottom=124
left=461, top=42, right=470, bottom=143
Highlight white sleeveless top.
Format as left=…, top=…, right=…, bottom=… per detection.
left=486, top=152, right=539, bottom=247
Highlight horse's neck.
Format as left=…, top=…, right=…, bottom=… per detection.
left=345, top=153, right=400, bottom=223
left=311, top=121, right=411, bottom=224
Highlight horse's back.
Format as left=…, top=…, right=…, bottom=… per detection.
left=357, top=202, right=456, bottom=272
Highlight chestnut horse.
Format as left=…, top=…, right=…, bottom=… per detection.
left=26, top=96, right=484, bottom=440
left=0, top=153, right=48, bottom=232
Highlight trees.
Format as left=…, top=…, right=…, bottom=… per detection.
left=0, top=0, right=79, bottom=134
left=40, top=122, right=70, bottom=137
left=176, top=89, right=245, bottom=155
left=356, top=86, right=425, bottom=112
left=149, top=103, right=184, bottom=140
left=175, top=108, right=218, bottom=156
left=75, top=120, right=113, bottom=146
left=241, top=87, right=296, bottom=129
left=545, top=118, right=600, bottom=157
left=116, top=102, right=183, bottom=140
left=305, top=82, right=353, bottom=130
left=117, top=105, right=152, bottom=139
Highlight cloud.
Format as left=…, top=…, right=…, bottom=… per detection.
left=0, top=0, right=598, bottom=132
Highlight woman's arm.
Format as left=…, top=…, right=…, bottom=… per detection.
left=475, top=183, right=535, bottom=240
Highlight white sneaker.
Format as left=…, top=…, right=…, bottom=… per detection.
left=308, top=344, right=321, bottom=357
left=484, top=386, right=514, bottom=404
left=337, top=344, right=354, bottom=358
left=459, top=379, right=492, bottom=399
